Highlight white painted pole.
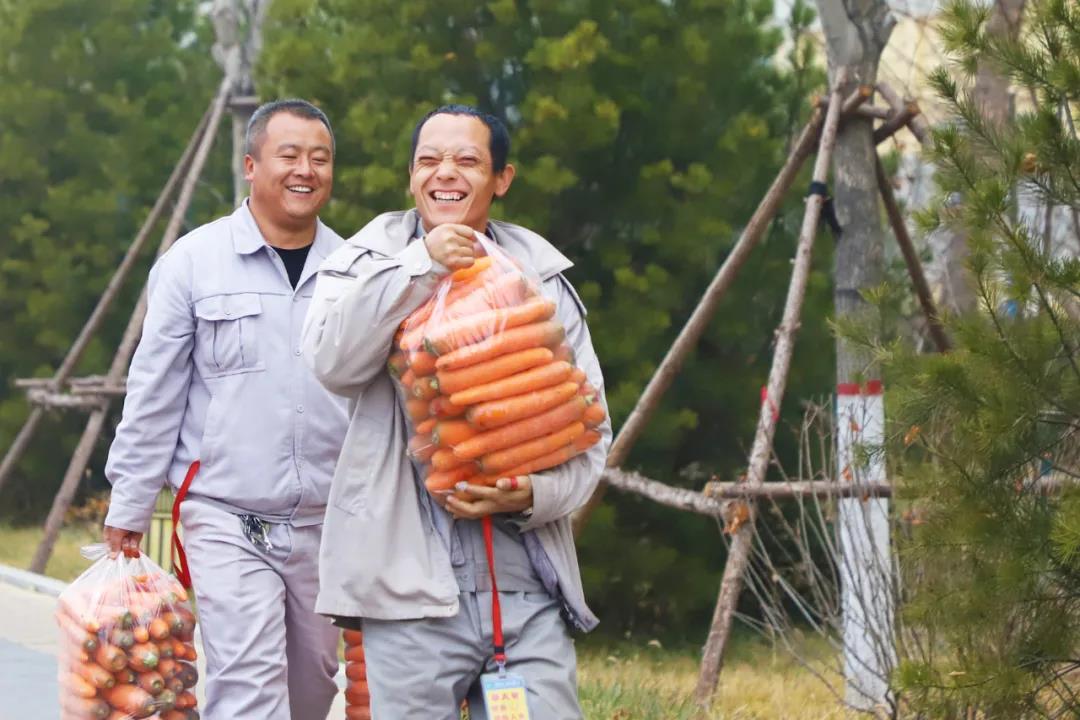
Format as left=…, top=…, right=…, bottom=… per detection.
left=836, top=381, right=894, bottom=710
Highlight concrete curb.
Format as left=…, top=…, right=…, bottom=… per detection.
left=0, top=562, right=67, bottom=598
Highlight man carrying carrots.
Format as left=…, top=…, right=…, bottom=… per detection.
left=303, top=104, right=612, bottom=718
left=101, top=99, right=350, bottom=720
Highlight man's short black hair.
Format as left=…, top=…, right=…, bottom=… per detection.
left=245, top=99, right=335, bottom=157
left=410, top=105, right=511, bottom=172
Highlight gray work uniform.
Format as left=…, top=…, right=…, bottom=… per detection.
left=104, top=200, right=350, bottom=720
left=302, top=209, right=612, bottom=719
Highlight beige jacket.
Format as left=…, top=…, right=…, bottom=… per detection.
left=302, top=209, right=610, bottom=631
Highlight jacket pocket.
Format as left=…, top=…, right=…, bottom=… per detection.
left=193, top=293, right=265, bottom=378
left=330, top=415, right=382, bottom=516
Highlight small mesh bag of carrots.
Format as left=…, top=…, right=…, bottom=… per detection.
left=56, top=544, right=201, bottom=720
left=390, top=234, right=606, bottom=499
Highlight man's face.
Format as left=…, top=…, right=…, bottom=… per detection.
left=409, top=113, right=515, bottom=233
left=244, top=112, right=333, bottom=229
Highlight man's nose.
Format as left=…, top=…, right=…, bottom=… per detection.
left=294, top=156, right=314, bottom=177
left=435, top=156, right=459, bottom=179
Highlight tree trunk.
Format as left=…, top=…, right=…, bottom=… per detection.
left=813, top=0, right=895, bottom=710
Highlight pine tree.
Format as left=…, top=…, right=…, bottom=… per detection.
left=879, top=0, right=1080, bottom=714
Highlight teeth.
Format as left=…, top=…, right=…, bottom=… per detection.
left=288, top=186, right=313, bottom=193
left=433, top=191, right=464, bottom=202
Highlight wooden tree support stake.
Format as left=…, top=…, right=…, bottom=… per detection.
left=874, top=157, right=951, bottom=352
left=570, top=100, right=839, bottom=537
left=29, top=75, right=233, bottom=574
left=692, top=74, right=852, bottom=709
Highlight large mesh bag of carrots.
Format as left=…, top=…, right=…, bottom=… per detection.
left=390, top=235, right=606, bottom=498
left=56, top=544, right=200, bottom=720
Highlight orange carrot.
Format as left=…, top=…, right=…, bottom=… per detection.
left=65, top=671, right=98, bottom=698
left=109, top=628, right=135, bottom=650
left=412, top=376, right=439, bottom=401
left=60, top=695, right=110, bottom=719
left=171, top=606, right=196, bottom=641
left=73, top=661, right=116, bottom=690
left=137, top=670, right=165, bottom=695
left=431, top=420, right=476, bottom=447
left=435, top=272, right=532, bottom=323
left=424, top=464, right=479, bottom=493
left=346, top=661, right=368, bottom=681
left=157, top=658, right=178, bottom=681
left=450, top=361, right=572, bottom=406
left=466, top=381, right=581, bottom=430
left=148, top=617, right=171, bottom=642
left=94, top=643, right=128, bottom=672
left=397, top=369, right=415, bottom=392
left=569, top=367, right=587, bottom=385
left=345, top=684, right=370, bottom=705
left=407, top=434, right=436, bottom=463
left=128, top=642, right=160, bottom=672
left=406, top=397, right=430, bottom=423
left=431, top=448, right=472, bottom=473
left=113, top=667, right=137, bottom=685
left=155, top=688, right=178, bottom=711
left=436, top=321, right=565, bottom=371
left=429, top=396, right=467, bottom=419
left=583, top=401, right=606, bottom=428
left=454, top=397, right=587, bottom=460
left=435, top=347, right=554, bottom=396
left=415, top=417, right=437, bottom=434
left=102, top=684, right=156, bottom=717
left=56, top=610, right=100, bottom=653
left=480, top=422, right=586, bottom=474
left=157, top=639, right=174, bottom=659
left=425, top=298, right=556, bottom=356
left=408, top=351, right=438, bottom=376
left=175, top=662, right=199, bottom=689
left=344, top=644, right=366, bottom=663
left=402, top=270, right=495, bottom=335
left=346, top=705, right=373, bottom=720
left=501, top=429, right=603, bottom=477
left=450, top=255, right=493, bottom=283
left=387, top=352, right=408, bottom=378
left=342, top=629, right=364, bottom=646
left=177, top=640, right=197, bottom=661
left=175, top=690, right=197, bottom=709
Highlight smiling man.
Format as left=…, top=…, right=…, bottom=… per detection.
left=303, top=105, right=612, bottom=719
left=102, top=99, right=350, bottom=720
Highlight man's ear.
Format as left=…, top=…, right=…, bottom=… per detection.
left=493, top=163, right=516, bottom=198
left=244, top=154, right=256, bottom=182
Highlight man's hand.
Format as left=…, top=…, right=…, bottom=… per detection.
left=423, top=223, right=480, bottom=271
left=103, top=525, right=143, bottom=559
left=444, top=476, right=533, bottom=520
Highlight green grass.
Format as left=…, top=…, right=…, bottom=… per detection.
left=576, top=638, right=850, bottom=719
left=0, top=521, right=100, bottom=582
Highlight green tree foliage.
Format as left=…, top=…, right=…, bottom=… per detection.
left=873, top=0, right=1080, bottom=713
left=260, top=0, right=831, bottom=638
left=0, top=0, right=224, bottom=516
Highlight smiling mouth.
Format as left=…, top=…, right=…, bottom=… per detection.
left=430, top=190, right=466, bottom=203
left=287, top=185, right=314, bottom=194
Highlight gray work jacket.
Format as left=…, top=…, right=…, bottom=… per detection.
left=105, top=201, right=350, bottom=533
left=302, top=209, right=610, bottom=632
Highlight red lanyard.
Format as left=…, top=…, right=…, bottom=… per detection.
left=170, top=460, right=200, bottom=589
left=481, top=516, right=507, bottom=670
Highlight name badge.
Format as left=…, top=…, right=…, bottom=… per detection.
left=480, top=672, right=531, bottom=720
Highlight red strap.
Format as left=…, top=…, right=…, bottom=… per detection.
left=170, top=460, right=200, bottom=589
left=481, top=516, right=506, bottom=668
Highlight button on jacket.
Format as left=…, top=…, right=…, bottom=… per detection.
left=302, top=209, right=611, bottom=632
left=104, top=201, right=350, bottom=533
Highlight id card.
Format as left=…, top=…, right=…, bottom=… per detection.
left=480, top=672, right=531, bottom=720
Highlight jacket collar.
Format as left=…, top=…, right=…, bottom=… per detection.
left=346, top=208, right=573, bottom=280
left=230, top=198, right=338, bottom=260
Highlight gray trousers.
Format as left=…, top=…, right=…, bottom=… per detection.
left=362, top=591, right=581, bottom=720
left=180, top=498, right=339, bottom=720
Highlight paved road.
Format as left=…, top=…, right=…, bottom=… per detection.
left=0, top=563, right=346, bottom=719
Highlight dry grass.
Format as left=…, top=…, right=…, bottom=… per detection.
left=577, top=638, right=852, bottom=719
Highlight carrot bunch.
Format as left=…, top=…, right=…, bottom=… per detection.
left=390, top=245, right=606, bottom=499
left=342, top=629, right=371, bottom=719
left=56, top=549, right=200, bottom=720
